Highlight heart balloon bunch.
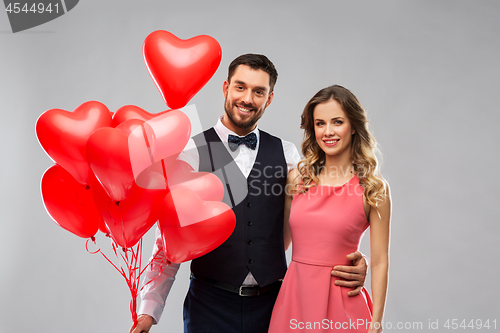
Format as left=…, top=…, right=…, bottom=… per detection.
left=37, top=31, right=234, bottom=262
left=37, top=102, right=235, bottom=260
left=36, top=31, right=230, bottom=328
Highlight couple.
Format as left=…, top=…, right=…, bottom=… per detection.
left=131, top=54, right=391, bottom=333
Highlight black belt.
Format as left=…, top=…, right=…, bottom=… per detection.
left=191, top=273, right=281, bottom=297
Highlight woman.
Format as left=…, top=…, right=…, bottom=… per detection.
left=269, top=85, right=391, bottom=332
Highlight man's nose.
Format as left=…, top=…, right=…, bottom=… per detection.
left=241, top=90, right=253, bottom=105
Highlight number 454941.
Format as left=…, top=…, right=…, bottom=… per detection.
left=444, top=319, right=496, bottom=330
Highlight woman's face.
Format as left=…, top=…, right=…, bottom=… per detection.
left=313, top=99, right=355, bottom=158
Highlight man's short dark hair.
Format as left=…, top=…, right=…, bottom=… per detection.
left=228, top=54, right=278, bottom=92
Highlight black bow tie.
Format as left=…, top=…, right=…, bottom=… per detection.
left=228, top=133, right=257, bottom=151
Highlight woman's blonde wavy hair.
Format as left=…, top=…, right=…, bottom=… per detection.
left=297, top=85, right=387, bottom=207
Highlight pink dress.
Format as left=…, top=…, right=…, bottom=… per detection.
left=268, top=175, right=372, bottom=332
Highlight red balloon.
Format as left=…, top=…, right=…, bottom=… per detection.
left=137, top=158, right=224, bottom=200
left=91, top=172, right=168, bottom=248
left=164, top=160, right=225, bottom=202
left=36, top=101, right=112, bottom=185
left=143, top=30, right=222, bottom=109
left=87, top=111, right=191, bottom=201
left=41, top=165, right=101, bottom=238
left=111, top=105, right=170, bottom=127
left=115, top=118, right=147, bottom=135
left=158, top=188, right=236, bottom=263
left=137, top=110, right=191, bottom=167
left=86, top=124, right=135, bottom=202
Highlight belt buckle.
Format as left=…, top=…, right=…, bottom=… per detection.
left=239, top=285, right=259, bottom=297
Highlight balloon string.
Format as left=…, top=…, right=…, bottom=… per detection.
left=161, top=159, right=169, bottom=191
left=85, top=237, right=100, bottom=255
left=140, top=248, right=170, bottom=291
left=86, top=237, right=142, bottom=327
left=128, top=239, right=140, bottom=327
left=87, top=236, right=127, bottom=280
left=115, top=202, right=128, bottom=255
left=86, top=236, right=170, bottom=327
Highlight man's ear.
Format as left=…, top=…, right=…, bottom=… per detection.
left=222, top=80, right=229, bottom=97
left=266, top=91, right=275, bottom=108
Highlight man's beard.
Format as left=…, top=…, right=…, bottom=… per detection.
left=224, top=98, right=263, bottom=130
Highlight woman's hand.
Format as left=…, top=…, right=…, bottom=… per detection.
left=367, top=321, right=383, bottom=333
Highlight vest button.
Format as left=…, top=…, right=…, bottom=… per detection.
left=246, top=202, right=252, bottom=207
left=247, top=184, right=251, bottom=189
left=248, top=259, right=253, bottom=264
left=247, top=221, right=252, bottom=226
left=247, top=240, right=253, bottom=245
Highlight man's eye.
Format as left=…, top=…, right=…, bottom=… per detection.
left=255, top=91, right=264, bottom=96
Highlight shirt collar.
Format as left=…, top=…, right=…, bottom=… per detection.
left=214, top=115, right=260, bottom=142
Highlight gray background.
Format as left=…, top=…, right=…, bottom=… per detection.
left=1, top=1, right=499, bottom=332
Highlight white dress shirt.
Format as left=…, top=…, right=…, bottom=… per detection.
left=138, top=117, right=301, bottom=324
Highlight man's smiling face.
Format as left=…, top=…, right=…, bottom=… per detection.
left=222, top=64, right=274, bottom=136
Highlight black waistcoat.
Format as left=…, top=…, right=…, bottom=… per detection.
left=190, top=127, right=288, bottom=286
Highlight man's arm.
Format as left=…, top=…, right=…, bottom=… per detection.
left=130, top=228, right=180, bottom=332
left=282, top=140, right=301, bottom=174
left=177, top=138, right=199, bottom=172
left=331, top=251, right=369, bottom=296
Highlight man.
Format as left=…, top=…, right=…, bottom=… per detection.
left=130, top=54, right=368, bottom=333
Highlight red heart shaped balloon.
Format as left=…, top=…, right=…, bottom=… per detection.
left=138, top=159, right=224, bottom=201
left=111, top=105, right=170, bottom=127
left=41, top=165, right=101, bottom=238
left=159, top=188, right=236, bottom=263
left=143, top=30, right=222, bottom=109
left=87, top=111, right=191, bottom=201
left=91, top=174, right=168, bottom=248
left=36, top=101, right=112, bottom=185
left=86, top=123, right=135, bottom=201
left=128, top=110, right=191, bottom=179
left=164, top=160, right=224, bottom=202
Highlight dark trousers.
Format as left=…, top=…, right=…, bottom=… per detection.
left=183, top=277, right=281, bottom=333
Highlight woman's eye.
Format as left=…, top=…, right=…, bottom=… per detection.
left=334, top=120, right=343, bottom=125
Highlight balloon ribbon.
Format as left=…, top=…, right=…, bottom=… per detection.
left=86, top=236, right=168, bottom=327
